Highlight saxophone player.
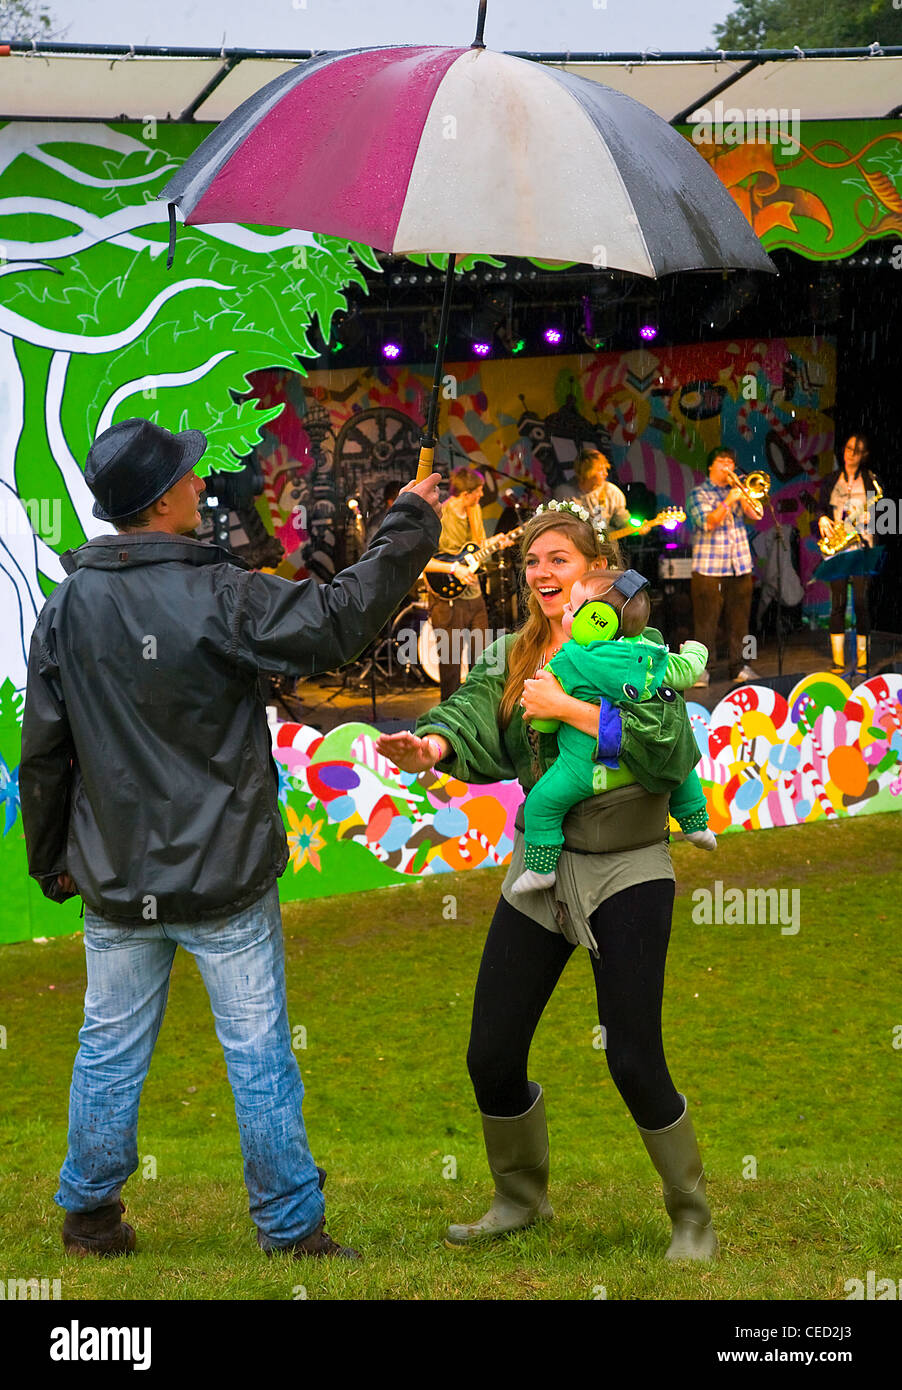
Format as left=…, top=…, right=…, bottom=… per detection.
left=816, top=433, right=883, bottom=675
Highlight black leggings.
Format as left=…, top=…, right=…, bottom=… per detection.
left=466, top=881, right=683, bottom=1131
left=830, top=576, right=871, bottom=636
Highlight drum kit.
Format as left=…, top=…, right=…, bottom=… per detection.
left=387, top=527, right=522, bottom=684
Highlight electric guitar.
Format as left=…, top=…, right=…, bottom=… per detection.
left=423, top=525, right=526, bottom=600
left=603, top=508, right=686, bottom=542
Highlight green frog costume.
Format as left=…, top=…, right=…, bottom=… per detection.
left=416, top=621, right=705, bottom=956
left=510, top=613, right=712, bottom=892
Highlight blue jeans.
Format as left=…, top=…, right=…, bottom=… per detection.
left=55, top=882, right=325, bottom=1248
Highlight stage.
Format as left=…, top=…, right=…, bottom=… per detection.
left=267, top=627, right=902, bottom=733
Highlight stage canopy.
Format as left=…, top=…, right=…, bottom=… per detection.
left=0, top=43, right=901, bottom=123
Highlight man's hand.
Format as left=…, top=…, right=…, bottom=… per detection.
left=57, top=872, right=77, bottom=895
left=398, top=472, right=442, bottom=518
left=451, top=562, right=473, bottom=584
left=726, top=486, right=743, bottom=506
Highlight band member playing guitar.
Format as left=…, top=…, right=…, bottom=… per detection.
left=423, top=467, right=513, bottom=700
left=554, top=446, right=631, bottom=534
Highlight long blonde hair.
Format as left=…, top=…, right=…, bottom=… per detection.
left=499, top=511, right=623, bottom=728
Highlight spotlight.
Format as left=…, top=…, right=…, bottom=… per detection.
left=544, top=327, right=563, bottom=345
left=512, top=338, right=526, bottom=354
left=639, top=324, right=658, bottom=342
left=472, top=342, right=491, bottom=356
left=661, top=514, right=682, bottom=531
left=382, top=342, right=401, bottom=359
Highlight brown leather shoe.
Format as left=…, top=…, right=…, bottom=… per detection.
left=259, top=1219, right=360, bottom=1260
left=62, top=1199, right=136, bottom=1257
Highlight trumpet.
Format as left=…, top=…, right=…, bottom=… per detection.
left=725, top=468, right=770, bottom=518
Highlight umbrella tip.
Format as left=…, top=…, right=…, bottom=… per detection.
left=471, top=0, right=488, bottom=48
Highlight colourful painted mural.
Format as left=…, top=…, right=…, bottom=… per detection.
left=266, top=669, right=902, bottom=908
left=676, top=120, right=902, bottom=261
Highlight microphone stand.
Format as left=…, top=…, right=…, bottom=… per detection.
left=763, top=494, right=785, bottom=678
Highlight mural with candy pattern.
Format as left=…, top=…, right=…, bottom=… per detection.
left=689, top=673, right=902, bottom=832
left=267, top=672, right=902, bottom=905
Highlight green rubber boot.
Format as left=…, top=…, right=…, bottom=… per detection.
left=445, top=1082, right=553, bottom=1247
left=637, top=1095, right=719, bottom=1261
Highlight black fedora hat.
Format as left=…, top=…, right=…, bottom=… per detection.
left=86, top=418, right=208, bottom=522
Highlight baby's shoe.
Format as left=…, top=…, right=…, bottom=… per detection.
left=511, top=870, right=557, bottom=894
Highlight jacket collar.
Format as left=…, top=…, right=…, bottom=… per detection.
left=60, top=531, right=253, bottom=575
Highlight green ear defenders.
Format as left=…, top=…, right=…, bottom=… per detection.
left=569, top=568, right=650, bottom=646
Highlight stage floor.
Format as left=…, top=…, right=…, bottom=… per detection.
left=269, top=629, right=902, bottom=734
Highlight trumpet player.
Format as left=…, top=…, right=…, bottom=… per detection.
left=686, top=447, right=763, bottom=687
left=816, top=433, right=882, bottom=676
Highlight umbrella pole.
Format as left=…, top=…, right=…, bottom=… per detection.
left=416, top=253, right=458, bottom=482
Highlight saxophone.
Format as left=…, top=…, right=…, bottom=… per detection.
left=817, top=481, right=883, bottom=557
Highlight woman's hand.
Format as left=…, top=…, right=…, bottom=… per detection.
left=522, top=672, right=601, bottom=739
left=818, top=515, right=832, bottom=537
left=520, top=669, right=571, bottom=723
left=57, top=872, right=77, bottom=895
left=375, top=730, right=443, bottom=774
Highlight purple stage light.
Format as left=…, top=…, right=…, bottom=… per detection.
left=382, top=342, right=401, bottom=359
left=662, top=516, right=681, bottom=531
left=665, top=542, right=678, bottom=550
left=473, top=341, right=491, bottom=356
left=639, top=324, right=658, bottom=341
left=544, top=327, right=563, bottom=345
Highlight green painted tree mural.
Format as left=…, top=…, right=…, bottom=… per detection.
left=0, top=119, right=382, bottom=695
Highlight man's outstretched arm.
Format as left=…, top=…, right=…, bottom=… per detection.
left=226, top=477, right=443, bottom=678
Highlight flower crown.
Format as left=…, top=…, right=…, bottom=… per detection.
left=534, top=497, right=607, bottom=539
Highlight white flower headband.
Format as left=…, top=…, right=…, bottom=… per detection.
left=534, top=497, right=607, bottom=541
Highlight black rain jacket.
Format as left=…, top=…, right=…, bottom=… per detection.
left=19, top=494, right=439, bottom=924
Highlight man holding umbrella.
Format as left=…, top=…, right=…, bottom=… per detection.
left=19, top=417, right=441, bottom=1263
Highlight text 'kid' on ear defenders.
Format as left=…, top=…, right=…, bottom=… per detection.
left=569, top=569, right=650, bottom=646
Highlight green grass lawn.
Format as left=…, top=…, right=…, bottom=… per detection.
left=1, top=812, right=900, bottom=1301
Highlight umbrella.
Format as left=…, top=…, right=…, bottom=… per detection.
left=160, top=0, right=775, bottom=481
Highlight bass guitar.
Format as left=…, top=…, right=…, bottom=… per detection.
left=423, top=525, right=526, bottom=600
left=603, top=507, right=686, bottom=542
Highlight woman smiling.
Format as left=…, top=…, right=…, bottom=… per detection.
left=376, top=505, right=717, bottom=1260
